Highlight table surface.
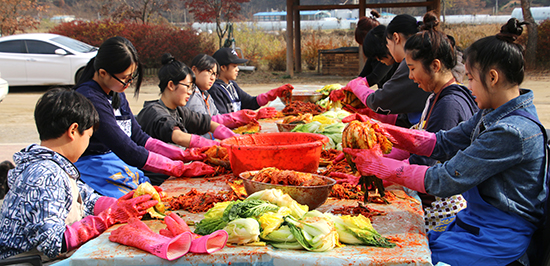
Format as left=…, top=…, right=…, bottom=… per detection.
left=53, top=91, right=433, bottom=266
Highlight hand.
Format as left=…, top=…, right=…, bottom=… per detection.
left=272, top=84, right=294, bottom=97
left=98, top=191, right=159, bottom=226
left=342, top=77, right=368, bottom=92
left=256, top=107, right=278, bottom=119
left=181, top=148, right=207, bottom=161
left=341, top=113, right=374, bottom=123
left=330, top=172, right=360, bottom=185
left=343, top=148, right=427, bottom=193
left=332, top=152, right=345, bottom=164
left=189, top=135, right=220, bottom=148
left=180, top=161, right=216, bottom=177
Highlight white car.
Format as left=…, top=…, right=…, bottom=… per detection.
left=0, top=33, right=98, bottom=86
left=0, top=73, right=8, bottom=102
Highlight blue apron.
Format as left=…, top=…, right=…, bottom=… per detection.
left=75, top=152, right=150, bottom=198
left=428, top=186, right=537, bottom=265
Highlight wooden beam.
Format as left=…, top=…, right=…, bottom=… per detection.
left=359, top=0, right=366, bottom=18
left=286, top=0, right=294, bottom=77
left=294, top=1, right=436, bottom=11
left=294, top=0, right=302, bottom=73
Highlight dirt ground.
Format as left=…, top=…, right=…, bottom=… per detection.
left=1, top=71, right=549, bottom=161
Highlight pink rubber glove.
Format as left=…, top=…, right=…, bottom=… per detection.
left=332, top=152, right=345, bottom=164
left=353, top=107, right=398, bottom=125
left=145, top=138, right=206, bottom=162
left=342, top=113, right=436, bottom=157
left=383, top=147, right=411, bottom=161
left=343, top=77, right=375, bottom=105
left=256, top=107, right=278, bottom=119
left=109, top=218, right=193, bottom=260
left=143, top=151, right=215, bottom=177
left=189, top=134, right=220, bottom=148
left=330, top=172, right=360, bottom=185
left=257, top=84, right=294, bottom=106
left=211, top=110, right=257, bottom=128
left=160, top=213, right=228, bottom=254
left=343, top=148, right=427, bottom=193
left=213, top=125, right=238, bottom=140
left=64, top=191, right=157, bottom=250
left=93, top=196, right=117, bottom=215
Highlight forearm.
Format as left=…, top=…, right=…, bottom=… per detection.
left=171, top=129, right=192, bottom=148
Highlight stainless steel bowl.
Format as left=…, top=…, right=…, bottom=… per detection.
left=279, top=90, right=324, bottom=105
left=239, top=170, right=336, bottom=210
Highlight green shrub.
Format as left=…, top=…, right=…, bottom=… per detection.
left=49, top=20, right=215, bottom=68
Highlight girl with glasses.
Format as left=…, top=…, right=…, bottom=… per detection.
left=73, top=37, right=215, bottom=197
left=136, top=53, right=237, bottom=151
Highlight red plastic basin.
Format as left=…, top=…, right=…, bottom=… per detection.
left=220, top=132, right=329, bottom=176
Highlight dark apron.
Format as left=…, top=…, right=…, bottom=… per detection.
left=428, top=186, right=537, bottom=265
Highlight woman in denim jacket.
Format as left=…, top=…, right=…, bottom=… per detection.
left=343, top=19, right=548, bottom=265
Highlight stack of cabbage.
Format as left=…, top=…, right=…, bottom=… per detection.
left=291, top=110, right=350, bottom=150
left=194, top=188, right=394, bottom=251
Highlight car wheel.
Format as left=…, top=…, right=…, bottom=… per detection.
left=75, top=68, right=85, bottom=84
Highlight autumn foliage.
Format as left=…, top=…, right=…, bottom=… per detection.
left=49, top=20, right=215, bottom=68
left=0, top=0, right=46, bottom=36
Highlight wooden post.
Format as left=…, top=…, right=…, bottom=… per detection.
left=294, top=0, right=302, bottom=73
left=359, top=0, right=366, bottom=17
left=429, top=0, right=441, bottom=17
left=286, top=0, right=294, bottom=77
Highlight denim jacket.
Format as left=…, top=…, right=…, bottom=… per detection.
left=426, top=89, right=547, bottom=225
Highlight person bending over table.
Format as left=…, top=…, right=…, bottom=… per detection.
left=209, top=47, right=293, bottom=114
left=0, top=88, right=157, bottom=263
left=185, top=54, right=278, bottom=140
left=73, top=37, right=214, bottom=197
left=344, top=19, right=548, bottom=266
left=136, top=53, right=237, bottom=149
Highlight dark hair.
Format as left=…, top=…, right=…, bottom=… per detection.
left=363, top=25, right=391, bottom=60
left=385, top=14, right=419, bottom=41
left=0, top=160, right=15, bottom=199
left=158, top=53, right=195, bottom=93
left=464, top=18, right=526, bottom=89
left=404, top=12, right=457, bottom=73
left=355, top=10, right=381, bottom=45
left=75, top=36, right=143, bottom=109
left=191, top=54, right=220, bottom=74
left=35, top=87, right=99, bottom=141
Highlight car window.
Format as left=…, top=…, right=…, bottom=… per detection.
left=25, top=40, right=60, bottom=54
left=0, top=40, right=25, bottom=53
left=51, top=36, right=96, bottom=53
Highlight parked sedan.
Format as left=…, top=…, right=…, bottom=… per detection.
left=0, top=33, right=97, bottom=86
left=0, top=73, right=8, bottom=102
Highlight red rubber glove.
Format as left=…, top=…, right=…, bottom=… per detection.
left=145, top=138, right=206, bottom=162
left=160, top=213, right=228, bottom=254
left=213, top=125, right=238, bottom=140
left=332, top=152, right=345, bottom=164
left=211, top=110, right=257, bottom=128
left=143, top=151, right=215, bottom=177
left=257, top=84, right=294, bottom=106
left=343, top=148, right=427, bottom=194
left=64, top=191, right=157, bottom=250
left=256, top=107, right=278, bottom=119
left=330, top=172, right=360, bottom=185
left=341, top=113, right=373, bottom=123
left=109, top=218, right=193, bottom=260
left=353, top=107, right=398, bottom=125
left=189, top=135, right=220, bottom=148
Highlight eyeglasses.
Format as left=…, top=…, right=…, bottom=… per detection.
left=178, top=82, right=194, bottom=94
left=206, top=69, right=218, bottom=78
left=110, top=72, right=137, bottom=88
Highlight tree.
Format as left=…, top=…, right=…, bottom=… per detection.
left=520, top=0, right=538, bottom=69
left=185, top=0, right=251, bottom=48
left=0, top=0, right=46, bottom=36
left=99, top=0, right=172, bottom=24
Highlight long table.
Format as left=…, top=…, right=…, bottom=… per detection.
left=53, top=88, right=433, bottom=265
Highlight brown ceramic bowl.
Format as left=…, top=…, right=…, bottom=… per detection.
left=276, top=123, right=299, bottom=132
left=239, top=170, right=336, bottom=210
left=279, top=90, right=324, bottom=106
